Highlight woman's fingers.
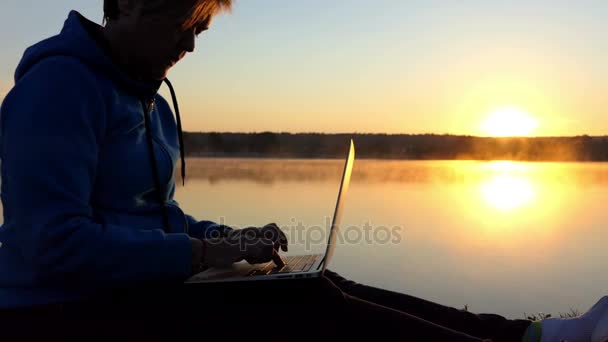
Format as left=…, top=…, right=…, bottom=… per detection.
left=244, top=238, right=275, bottom=264
left=263, top=223, right=288, bottom=252
left=272, top=249, right=286, bottom=268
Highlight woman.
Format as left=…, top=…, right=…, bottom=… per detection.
left=0, top=1, right=606, bottom=340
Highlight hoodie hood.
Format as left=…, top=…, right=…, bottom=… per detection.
left=13, top=10, right=187, bottom=223
left=15, top=10, right=161, bottom=99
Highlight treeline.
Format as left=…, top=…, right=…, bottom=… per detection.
left=182, top=132, right=608, bottom=161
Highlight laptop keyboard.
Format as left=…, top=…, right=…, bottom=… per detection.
left=246, top=254, right=321, bottom=277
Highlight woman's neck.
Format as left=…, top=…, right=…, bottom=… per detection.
left=100, top=25, right=150, bottom=82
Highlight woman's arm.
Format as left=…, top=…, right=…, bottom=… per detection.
left=185, top=216, right=234, bottom=240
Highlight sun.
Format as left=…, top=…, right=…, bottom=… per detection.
left=481, top=107, right=539, bottom=137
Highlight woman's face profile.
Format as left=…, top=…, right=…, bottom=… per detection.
left=112, top=0, right=212, bottom=80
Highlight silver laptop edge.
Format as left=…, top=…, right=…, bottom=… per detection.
left=185, top=139, right=355, bottom=284
left=318, top=139, right=355, bottom=272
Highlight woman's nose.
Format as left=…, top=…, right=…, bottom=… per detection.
left=180, top=31, right=196, bottom=53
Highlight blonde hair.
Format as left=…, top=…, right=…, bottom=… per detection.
left=182, top=0, right=233, bottom=30
left=103, top=0, right=233, bottom=23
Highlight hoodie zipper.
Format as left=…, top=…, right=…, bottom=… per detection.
left=149, top=135, right=191, bottom=234
left=143, top=98, right=189, bottom=235
left=143, top=98, right=172, bottom=233
left=147, top=100, right=178, bottom=185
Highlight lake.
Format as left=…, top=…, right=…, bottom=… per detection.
left=3, top=159, right=608, bottom=318
left=175, top=158, right=608, bottom=318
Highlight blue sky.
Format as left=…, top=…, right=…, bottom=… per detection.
left=1, top=0, right=606, bottom=135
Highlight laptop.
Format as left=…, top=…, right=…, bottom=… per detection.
left=185, top=139, right=355, bottom=284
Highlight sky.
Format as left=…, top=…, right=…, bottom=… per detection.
left=0, top=0, right=606, bottom=135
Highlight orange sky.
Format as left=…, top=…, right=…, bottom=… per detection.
left=1, top=1, right=607, bottom=135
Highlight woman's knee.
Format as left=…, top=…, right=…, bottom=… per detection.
left=323, top=269, right=359, bottom=292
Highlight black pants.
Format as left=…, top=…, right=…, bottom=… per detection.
left=1, top=270, right=531, bottom=341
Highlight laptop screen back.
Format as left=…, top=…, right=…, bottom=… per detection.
left=321, top=139, right=355, bottom=272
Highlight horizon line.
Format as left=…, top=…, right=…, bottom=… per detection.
left=184, top=131, right=607, bottom=138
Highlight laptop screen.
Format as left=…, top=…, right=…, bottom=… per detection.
left=320, top=139, right=355, bottom=272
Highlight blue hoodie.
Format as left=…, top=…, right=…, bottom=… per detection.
left=0, top=11, right=231, bottom=308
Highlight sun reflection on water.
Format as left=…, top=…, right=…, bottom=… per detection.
left=480, top=162, right=537, bottom=212
left=443, top=160, right=579, bottom=255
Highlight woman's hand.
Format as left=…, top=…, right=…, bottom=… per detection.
left=226, top=223, right=288, bottom=253
left=190, top=223, right=288, bottom=271
left=201, top=238, right=245, bottom=268
left=197, top=234, right=283, bottom=268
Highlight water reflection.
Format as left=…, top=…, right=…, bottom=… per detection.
left=481, top=174, right=536, bottom=212
left=3, top=159, right=608, bottom=317
left=480, top=162, right=536, bottom=212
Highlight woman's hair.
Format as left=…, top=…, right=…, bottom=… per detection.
left=103, top=0, right=233, bottom=24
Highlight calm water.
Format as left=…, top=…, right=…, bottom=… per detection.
left=3, top=159, right=608, bottom=318
left=175, top=159, right=608, bottom=318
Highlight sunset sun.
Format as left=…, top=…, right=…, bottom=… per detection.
left=481, top=107, right=539, bottom=137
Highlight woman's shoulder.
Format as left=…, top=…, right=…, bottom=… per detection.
left=9, top=55, right=105, bottom=107
left=1, top=56, right=107, bottom=137
left=20, top=55, right=99, bottom=87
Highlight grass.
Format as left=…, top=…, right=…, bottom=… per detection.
left=525, top=309, right=582, bottom=321
left=462, top=305, right=582, bottom=320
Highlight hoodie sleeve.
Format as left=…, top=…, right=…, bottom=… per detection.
left=184, top=215, right=234, bottom=240
left=166, top=183, right=234, bottom=240
left=0, top=57, right=192, bottom=287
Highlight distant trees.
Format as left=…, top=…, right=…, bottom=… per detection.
left=181, top=133, right=608, bottom=161
left=208, top=132, right=225, bottom=151
left=248, top=132, right=280, bottom=155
